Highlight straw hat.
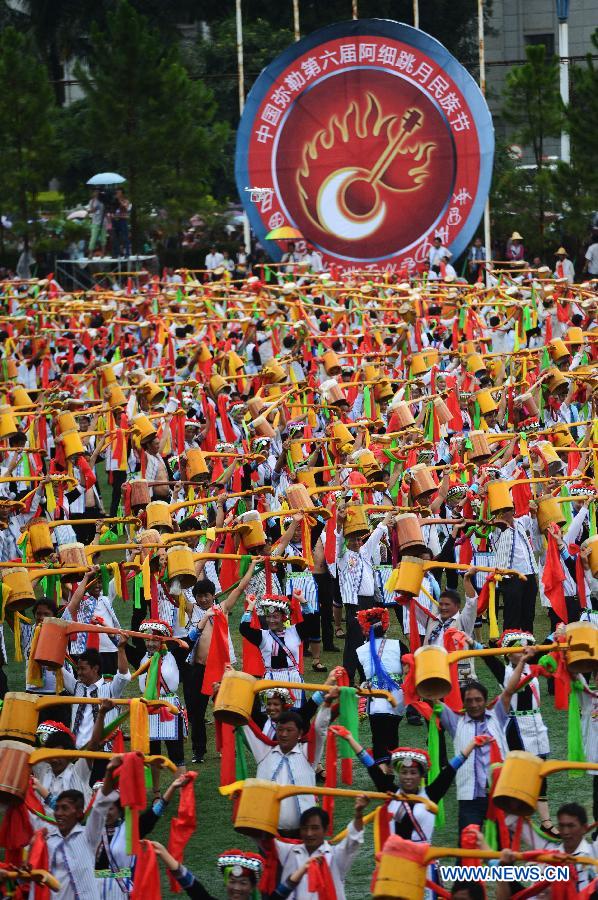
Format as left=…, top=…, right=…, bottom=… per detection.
left=555, top=247, right=568, bottom=256
left=510, top=231, right=523, bottom=241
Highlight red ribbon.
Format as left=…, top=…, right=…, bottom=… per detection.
left=167, top=773, right=198, bottom=893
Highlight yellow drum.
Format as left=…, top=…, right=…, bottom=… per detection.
left=146, top=501, right=174, bottom=533
left=99, top=364, right=117, bottom=387
left=233, top=778, right=285, bottom=837
left=139, top=379, right=165, bottom=406
left=493, top=750, right=544, bottom=816
left=582, top=535, right=598, bottom=578
left=198, top=342, right=212, bottom=363
left=330, top=421, right=354, bottom=454
left=166, top=543, right=196, bottom=590
left=262, top=361, right=286, bottom=384
left=344, top=505, right=369, bottom=536
left=467, top=353, right=487, bottom=377
left=209, top=374, right=228, bottom=396
left=2, top=567, right=36, bottom=612
left=567, top=326, right=584, bottom=345
left=185, top=448, right=209, bottom=483
left=487, top=480, right=514, bottom=513
left=414, top=645, right=452, bottom=700
left=565, top=621, right=598, bottom=674
left=61, top=430, right=85, bottom=460
left=536, top=494, right=566, bottom=534
left=375, top=379, right=393, bottom=403
left=322, top=350, right=341, bottom=376
left=475, top=388, right=498, bottom=415
left=12, top=387, right=33, bottom=408
left=296, top=468, right=317, bottom=492
left=373, top=845, right=427, bottom=900
left=0, top=359, right=17, bottom=381
left=214, top=671, right=258, bottom=726
left=0, top=693, right=41, bottom=743
left=410, top=352, right=430, bottom=377
left=132, top=414, right=156, bottom=446
left=237, top=516, right=267, bottom=549
left=227, top=350, right=245, bottom=374
left=56, top=411, right=78, bottom=434
left=105, top=383, right=127, bottom=408
left=396, top=557, right=425, bottom=596
left=0, top=406, right=18, bottom=439
left=549, top=338, right=570, bottom=362
left=535, top=441, right=564, bottom=477
left=286, top=483, right=315, bottom=512
left=288, top=440, right=305, bottom=468
left=28, top=521, right=54, bottom=560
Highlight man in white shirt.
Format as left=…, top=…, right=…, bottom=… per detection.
left=493, top=505, right=538, bottom=632
left=29, top=754, right=122, bottom=900
left=62, top=642, right=131, bottom=748
left=585, top=238, right=598, bottom=277
left=245, top=706, right=329, bottom=837
left=205, top=245, right=224, bottom=271
left=271, top=795, right=368, bottom=899
left=554, top=247, right=575, bottom=283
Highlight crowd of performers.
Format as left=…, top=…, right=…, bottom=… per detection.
left=0, top=262, right=597, bottom=899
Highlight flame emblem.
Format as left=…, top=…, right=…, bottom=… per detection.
left=297, top=92, right=436, bottom=241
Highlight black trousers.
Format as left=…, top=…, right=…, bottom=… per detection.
left=183, top=662, right=210, bottom=759
left=313, top=572, right=335, bottom=650
left=499, top=574, right=537, bottom=632
left=109, top=470, right=127, bottom=517
left=548, top=595, right=582, bottom=631
left=0, top=666, right=7, bottom=700
left=458, top=798, right=488, bottom=841
left=429, top=537, right=458, bottom=590
left=99, top=652, right=118, bottom=676
left=370, top=713, right=400, bottom=762
left=343, top=595, right=375, bottom=682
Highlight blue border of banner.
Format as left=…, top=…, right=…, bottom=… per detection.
left=235, top=17, right=494, bottom=264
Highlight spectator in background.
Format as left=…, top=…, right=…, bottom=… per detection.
left=87, top=189, right=106, bottom=255
left=554, top=247, right=576, bottom=284
left=281, top=241, right=302, bottom=273
left=468, top=237, right=486, bottom=280
left=303, top=243, right=324, bottom=273
left=506, top=231, right=525, bottom=262
left=111, top=188, right=131, bottom=258
left=222, top=249, right=235, bottom=274
left=428, top=235, right=450, bottom=269
left=205, top=245, right=224, bottom=272
left=584, top=233, right=598, bottom=279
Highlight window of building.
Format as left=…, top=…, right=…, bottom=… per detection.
left=524, top=33, right=555, bottom=58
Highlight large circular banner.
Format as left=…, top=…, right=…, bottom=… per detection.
left=236, top=18, right=494, bottom=274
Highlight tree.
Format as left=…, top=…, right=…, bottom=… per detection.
left=78, top=1, right=226, bottom=252
left=0, top=27, right=60, bottom=252
left=501, top=43, right=563, bottom=251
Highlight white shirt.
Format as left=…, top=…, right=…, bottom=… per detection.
left=33, top=757, right=92, bottom=806
left=585, top=243, right=598, bottom=275
left=29, top=789, right=119, bottom=900
left=62, top=670, right=131, bottom=748
left=277, top=822, right=364, bottom=899
left=205, top=251, right=224, bottom=270
left=336, top=525, right=386, bottom=604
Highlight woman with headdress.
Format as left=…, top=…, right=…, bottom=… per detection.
left=240, top=591, right=316, bottom=708
left=137, top=619, right=187, bottom=789
left=355, top=606, right=406, bottom=768
left=151, top=843, right=264, bottom=899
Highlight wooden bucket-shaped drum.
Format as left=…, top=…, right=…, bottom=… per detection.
left=0, top=359, right=17, bottom=382
left=233, top=778, right=284, bottom=837
left=132, top=414, right=156, bottom=446
left=12, top=387, right=33, bottom=408
left=565, top=621, right=598, bottom=674
left=0, top=740, right=34, bottom=803
left=414, top=645, right=452, bottom=700
left=146, top=501, right=174, bottom=533
left=61, top=429, right=85, bottom=460
left=139, top=379, right=166, bottom=406
left=227, top=350, right=245, bottom=375
left=237, top=514, right=267, bottom=549
left=2, top=567, right=36, bottom=612
left=391, top=401, right=415, bottom=429
left=410, top=352, right=430, bottom=377
left=0, top=693, right=41, bottom=743
left=246, top=397, right=267, bottom=419
left=549, top=338, right=570, bottom=362
left=409, top=465, right=436, bottom=501
left=0, top=406, right=18, bottom=439
left=372, top=839, right=427, bottom=900
left=106, top=383, right=127, bottom=409
left=330, top=422, right=354, bottom=454
left=33, top=617, right=70, bottom=669
left=138, top=529, right=163, bottom=561
left=286, top=483, right=315, bottom=511
left=354, top=449, right=383, bottom=482
left=475, top=388, right=498, bottom=415
left=296, top=469, right=317, bottom=492
left=253, top=415, right=276, bottom=438
left=468, top=430, right=491, bottom=461
left=263, top=361, right=286, bottom=384
left=288, top=441, right=305, bottom=468
left=433, top=397, right=452, bottom=426
left=56, top=411, right=78, bottom=434
left=487, top=480, right=513, bottom=513
left=58, top=543, right=88, bottom=582
left=567, top=326, right=584, bottom=345
left=395, top=514, right=425, bottom=554
left=375, top=379, right=393, bottom=403
left=396, top=556, right=425, bottom=596
left=166, top=543, right=196, bottom=590
left=493, top=750, right=544, bottom=816
left=209, top=374, right=228, bottom=397
left=517, top=392, right=539, bottom=417
left=323, top=382, right=346, bottom=405
left=582, top=536, right=598, bottom=578
left=322, top=349, right=341, bottom=376
left=535, top=441, right=564, bottom=476
left=344, top=505, right=369, bottom=537
left=467, top=353, right=487, bottom=377
left=198, top=342, right=212, bottom=363
left=130, top=479, right=151, bottom=510
left=185, top=448, right=209, bottom=483
left=536, top=494, right=567, bottom=534
left=99, top=364, right=117, bottom=387
left=28, top=521, right=54, bottom=560
left=214, top=671, right=258, bottom=726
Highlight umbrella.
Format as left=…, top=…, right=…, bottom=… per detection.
left=67, top=208, right=89, bottom=220
left=265, top=225, right=303, bottom=240
left=86, top=172, right=126, bottom=186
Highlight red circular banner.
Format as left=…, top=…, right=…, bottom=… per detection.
left=236, top=20, right=493, bottom=274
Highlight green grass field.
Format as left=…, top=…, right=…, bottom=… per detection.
left=3, top=595, right=592, bottom=897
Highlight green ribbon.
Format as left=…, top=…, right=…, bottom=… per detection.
left=100, top=564, right=111, bottom=596
left=363, top=385, right=372, bottom=420
left=568, top=680, right=586, bottom=772
left=337, top=687, right=359, bottom=760
left=20, top=532, right=28, bottom=563
left=133, top=571, right=142, bottom=609
left=99, top=528, right=118, bottom=544
left=235, top=727, right=249, bottom=781
left=424, top=402, right=435, bottom=443
left=143, top=649, right=167, bottom=701
left=427, top=703, right=444, bottom=828
left=540, top=348, right=551, bottom=371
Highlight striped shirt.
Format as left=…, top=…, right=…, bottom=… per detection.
left=440, top=702, right=509, bottom=800
left=30, top=789, right=119, bottom=900
left=61, top=670, right=131, bottom=748
left=336, top=525, right=386, bottom=605
left=494, top=517, right=538, bottom=575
